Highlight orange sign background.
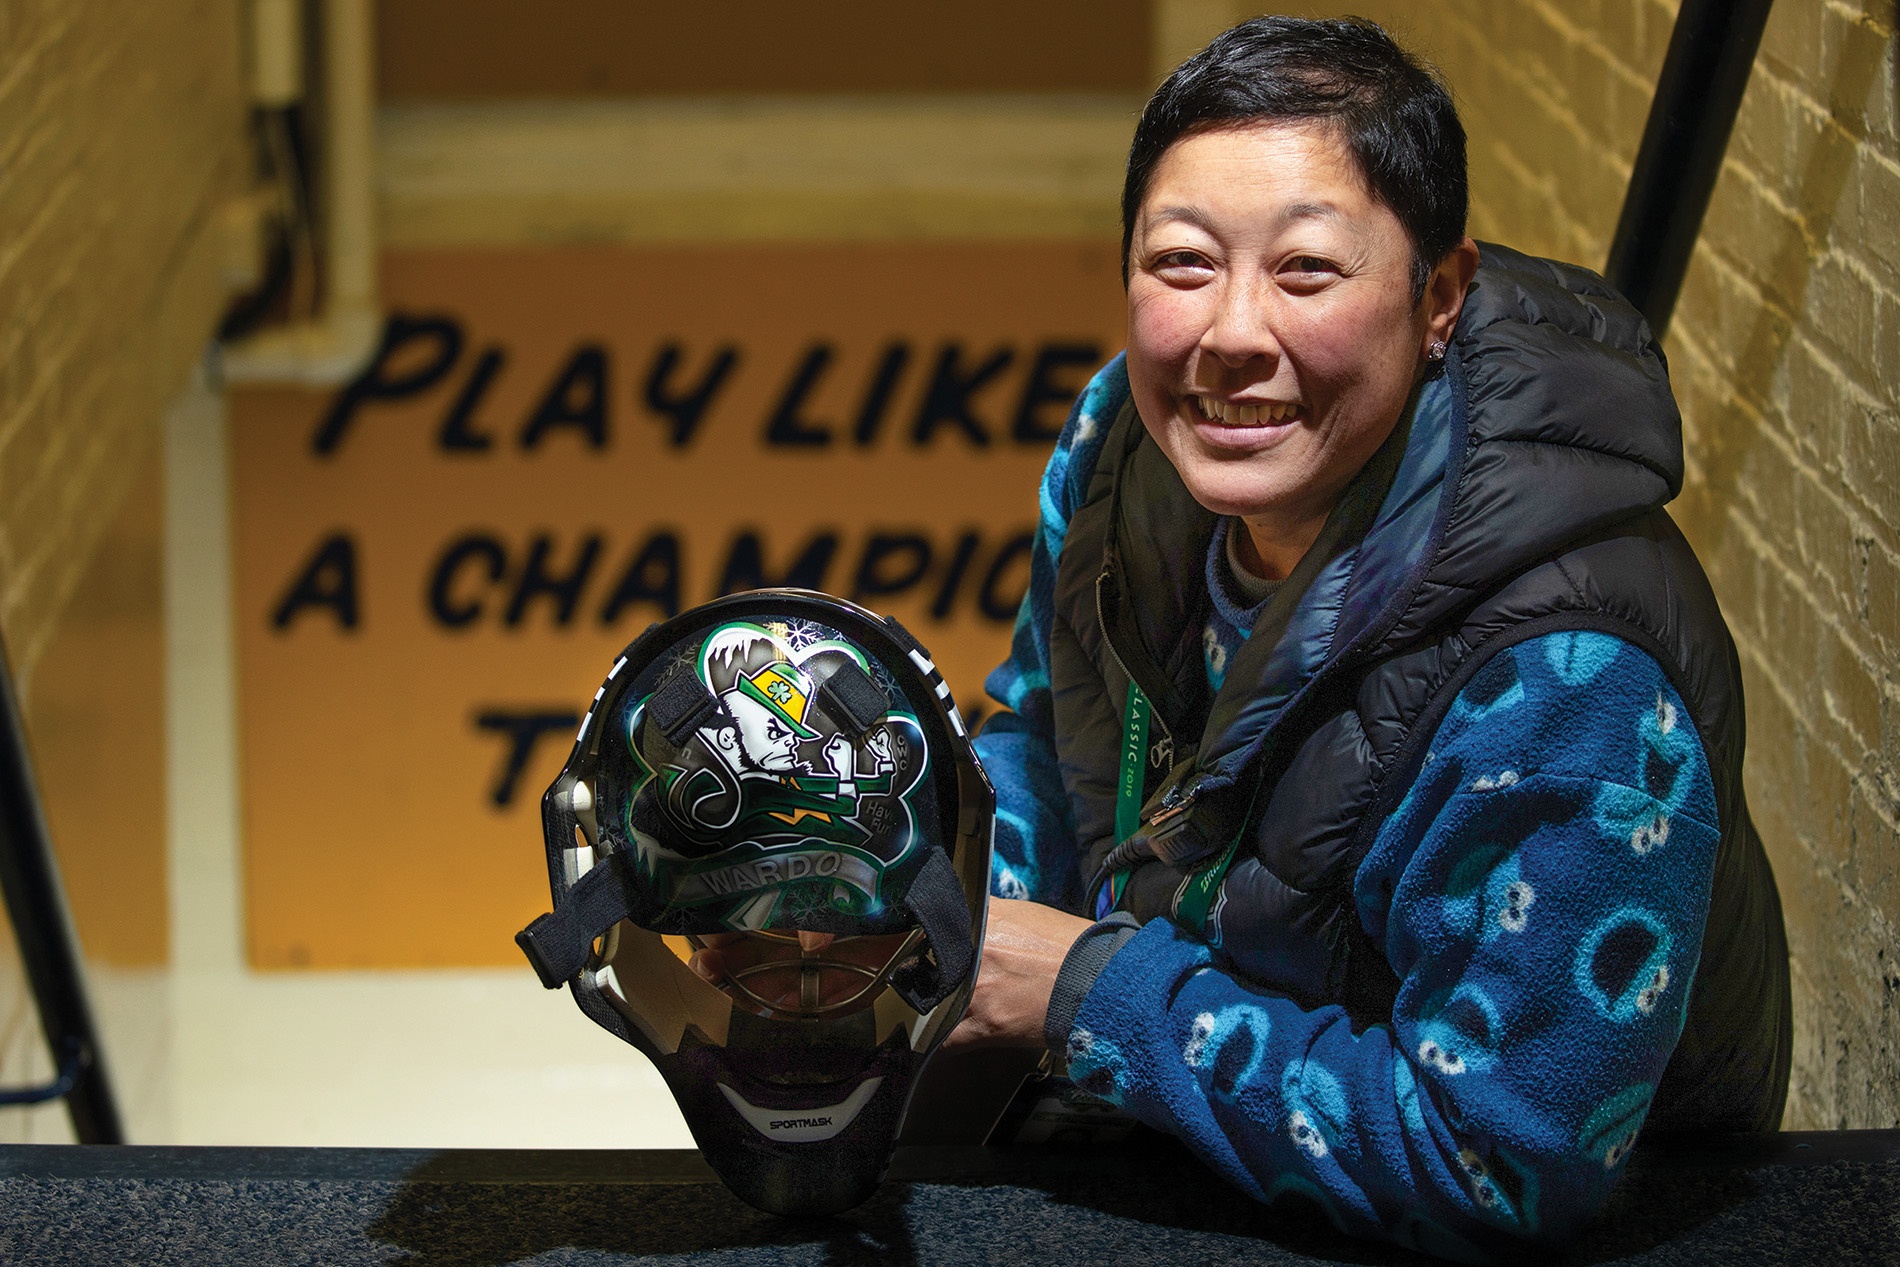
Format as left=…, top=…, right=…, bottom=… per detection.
left=231, top=242, right=1125, bottom=967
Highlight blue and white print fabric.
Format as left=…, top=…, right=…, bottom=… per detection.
left=976, top=356, right=1127, bottom=911
left=1066, top=632, right=1720, bottom=1258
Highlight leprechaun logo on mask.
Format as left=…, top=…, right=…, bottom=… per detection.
left=605, top=619, right=933, bottom=933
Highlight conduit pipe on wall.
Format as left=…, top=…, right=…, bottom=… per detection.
left=1604, top=0, right=1776, bottom=340
left=251, top=0, right=305, bottom=106
left=222, top=0, right=380, bottom=385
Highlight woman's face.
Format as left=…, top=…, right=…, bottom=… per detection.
left=1126, top=120, right=1471, bottom=575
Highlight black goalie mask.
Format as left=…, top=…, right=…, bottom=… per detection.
left=516, top=591, right=993, bottom=1215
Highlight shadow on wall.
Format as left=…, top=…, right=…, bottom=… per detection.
left=1676, top=9, right=1889, bottom=559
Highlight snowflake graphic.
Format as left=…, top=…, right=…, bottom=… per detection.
left=776, top=878, right=844, bottom=925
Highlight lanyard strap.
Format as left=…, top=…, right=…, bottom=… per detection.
left=1106, top=682, right=1151, bottom=911
left=1107, top=679, right=1245, bottom=937
left=1114, top=682, right=1151, bottom=842
left=1170, top=833, right=1242, bottom=940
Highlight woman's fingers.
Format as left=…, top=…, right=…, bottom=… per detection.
left=689, top=946, right=728, bottom=983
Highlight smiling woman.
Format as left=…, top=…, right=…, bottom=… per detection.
left=957, top=14, right=1792, bottom=1261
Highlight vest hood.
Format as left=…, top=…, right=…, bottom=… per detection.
left=1398, top=243, right=1683, bottom=640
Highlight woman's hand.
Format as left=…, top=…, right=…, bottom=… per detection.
left=943, top=898, right=1092, bottom=1051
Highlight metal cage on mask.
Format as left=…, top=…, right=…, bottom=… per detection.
left=516, top=590, right=994, bottom=1216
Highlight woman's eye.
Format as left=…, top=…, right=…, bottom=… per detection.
left=1278, top=256, right=1340, bottom=292
left=1152, top=249, right=1211, bottom=273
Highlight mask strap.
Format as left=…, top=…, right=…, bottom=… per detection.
left=516, top=851, right=637, bottom=989
left=887, top=848, right=976, bottom=1014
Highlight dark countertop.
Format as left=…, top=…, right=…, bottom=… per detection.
left=2, top=1131, right=1896, bottom=1265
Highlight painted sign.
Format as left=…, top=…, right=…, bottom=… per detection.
left=230, top=242, right=1124, bottom=966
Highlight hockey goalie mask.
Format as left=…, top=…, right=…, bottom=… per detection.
left=516, top=591, right=993, bottom=1215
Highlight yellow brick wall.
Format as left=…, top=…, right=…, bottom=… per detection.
left=0, top=0, right=247, bottom=1119
left=0, top=0, right=247, bottom=689
left=1283, top=0, right=1898, bottom=1130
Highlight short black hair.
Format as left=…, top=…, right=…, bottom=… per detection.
left=1122, top=16, right=1467, bottom=299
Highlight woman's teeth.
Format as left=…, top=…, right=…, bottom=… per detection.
left=1193, top=396, right=1299, bottom=425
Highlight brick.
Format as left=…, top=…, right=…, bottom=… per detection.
left=1702, top=167, right=1815, bottom=316
left=1845, top=150, right=1900, bottom=294
left=1543, top=7, right=1586, bottom=94
left=1860, top=533, right=1900, bottom=644
left=1674, top=257, right=1744, bottom=377
left=1777, top=335, right=1850, bottom=476
left=1733, top=622, right=1789, bottom=726
left=1843, top=405, right=1900, bottom=534
left=1791, top=468, right=1862, bottom=613
left=1848, top=772, right=1900, bottom=912
left=1820, top=1, right=1898, bottom=147
left=1624, top=0, right=1672, bottom=82
left=1701, top=508, right=1766, bottom=635
left=1754, top=542, right=1812, bottom=666
left=1783, top=961, right=1827, bottom=1129
left=1872, top=286, right=1900, bottom=394
left=1805, top=252, right=1880, bottom=374
left=1568, top=35, right=1615, bottom=134
left=1763, top=0, right=1828, bottom=93
left=1793, top=121, right=1865, bottom=245
left=1598, top=0, right=1643, bottom=81
left=1705, top=253, right=1800, bottom=404
left=1819, top=625, right=1884, bottom=756
left=1808, top=739, right=1859, bottom=862
left=1737, top=72, right=1829, bottom=213
left=1788, top=877, right=1900, bottom=1126
left=1599, top=57, right=1652, bottom=156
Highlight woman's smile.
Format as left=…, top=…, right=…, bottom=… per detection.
left=1187, top=393, right=1307, bottom=456
left=1190, top=396, right=1304, bottom=426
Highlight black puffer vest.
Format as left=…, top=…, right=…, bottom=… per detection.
left=1050, top=245, right=1791, bottom=1134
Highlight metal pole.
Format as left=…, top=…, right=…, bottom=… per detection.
left=0, top=632, right=125, bottom=1143
left=1604, top=0, right=1776, bottom=339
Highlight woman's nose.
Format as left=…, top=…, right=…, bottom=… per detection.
left=1200, top=278, right=1280, bottom=368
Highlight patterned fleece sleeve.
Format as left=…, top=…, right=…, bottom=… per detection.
left=1060, top=631, right=1720, bottom=1261
left=972, top=354, right=1127, bottom=911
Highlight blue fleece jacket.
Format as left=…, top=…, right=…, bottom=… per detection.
left=972, top=361, right=1719, bottom=1259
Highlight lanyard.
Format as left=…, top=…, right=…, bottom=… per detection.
left=1106, top=681, right=1150, bottom=911
left=1170, top=831, right=1242, bottom=940
left=1106, top=678, right=1244, bottom=938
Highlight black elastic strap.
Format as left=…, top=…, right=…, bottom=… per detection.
left=815, top=661, right=887, bottom=737
left=1044, top=913, right=1140, bottom=1050
left=888, top=849, right=975, bottom=1013
left=649, top=671, right=721, bottom=745
left=516, top=856, right=636, bottom=988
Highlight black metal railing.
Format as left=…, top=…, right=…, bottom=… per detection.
left=0, top=631, right=124, bottom=1142
left=1605, top=0, right=1777, bottom=338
